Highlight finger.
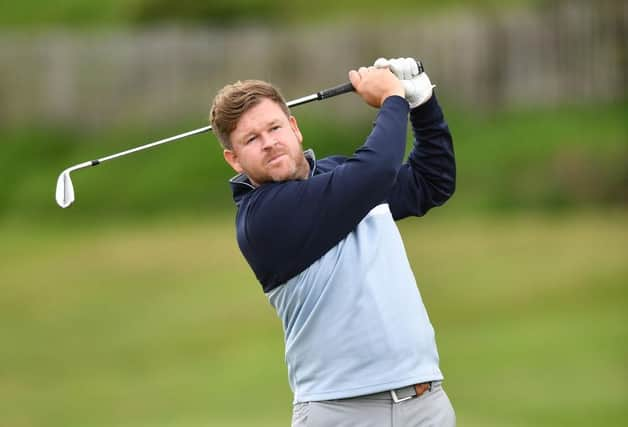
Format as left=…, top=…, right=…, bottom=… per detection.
left=389, top=58, right=402, bottom=78
left=358, top=66, right=369, bottom=76
left=348, top=70, right=361, bottom=87
left=374, top=57, right=390, bottom=69
left=388, top=58, right=399, bottom=76
left=392, top=58, right=405, bottom=79
left=407, top=57, right=419, bottom=77
left=401, top=58, right=412, bottom=80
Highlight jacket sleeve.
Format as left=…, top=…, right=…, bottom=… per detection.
left=237, top=96, right=409, bottom=291
left=387, top=94, right=456, bottom=219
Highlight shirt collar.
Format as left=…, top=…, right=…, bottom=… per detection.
left=229, top=148, right=317, bottom=203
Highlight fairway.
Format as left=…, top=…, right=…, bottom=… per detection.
left=1, top=212, right=626, bottom=427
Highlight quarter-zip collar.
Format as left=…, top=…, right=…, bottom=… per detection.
left=229, top=149, right=317, bottom=205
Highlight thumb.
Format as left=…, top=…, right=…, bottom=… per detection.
left=348, top=70, right=361, bottom=88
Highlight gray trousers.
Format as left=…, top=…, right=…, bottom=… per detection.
left=291, top=383, right=455, bottom=427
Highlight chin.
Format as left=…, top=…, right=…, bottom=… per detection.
left=269, top=166, right=298, bottom=182
left=270, top=174, right=293, bottom=183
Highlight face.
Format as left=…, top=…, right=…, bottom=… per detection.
left=224, top=98, right=309, bottom=186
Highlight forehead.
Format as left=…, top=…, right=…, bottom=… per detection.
left=233, top=98, right=288, bottom=135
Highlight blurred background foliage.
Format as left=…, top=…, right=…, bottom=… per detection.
left=1, top=102, right=626, bottom=223
left=1, top=1, right=627, bottom=427
left=3, top=0, right=543, bottom=28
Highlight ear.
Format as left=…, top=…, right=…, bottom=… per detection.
left=223, top=149, right=243, bottom=174
left=289, top=116, right=303, bottom=145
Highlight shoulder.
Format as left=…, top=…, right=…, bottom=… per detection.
left=315, top=155, right=348, bottom=174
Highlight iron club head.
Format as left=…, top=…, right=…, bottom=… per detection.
left=55, top=161, right=93, bottom=208
left=55, top=169, right=75, bottom=208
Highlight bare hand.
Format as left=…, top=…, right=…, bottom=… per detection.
left=348, top=66, right=404, bottom=108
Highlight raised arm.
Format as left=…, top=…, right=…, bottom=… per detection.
left=238, top=68, right=410, bottom=290
left=372, top=57, right=455, bottom=218
left=387, top=94, right=456, bottom=219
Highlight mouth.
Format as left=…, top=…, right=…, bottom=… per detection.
left=267, top=153, right=287, bottom=166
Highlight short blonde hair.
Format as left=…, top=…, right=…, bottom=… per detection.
left=210, top=80, right=290, bottom=149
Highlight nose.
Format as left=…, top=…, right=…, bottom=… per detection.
left=261, top=133, right=278, bottom=150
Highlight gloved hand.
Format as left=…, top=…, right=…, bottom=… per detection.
left=374, top=57, right=434, bottom=109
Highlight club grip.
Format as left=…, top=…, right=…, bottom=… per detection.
left=316, top=60, right=424, bottom=101
left=317, top=82, right=355, bottom=100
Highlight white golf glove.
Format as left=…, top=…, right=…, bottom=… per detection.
left=374, top=57, right=434, bottom=109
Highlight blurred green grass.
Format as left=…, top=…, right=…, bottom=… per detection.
left=1, top=211, right=626, bottom=426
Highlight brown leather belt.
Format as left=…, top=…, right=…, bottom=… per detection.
left=414, top=382, right=431, bottom=396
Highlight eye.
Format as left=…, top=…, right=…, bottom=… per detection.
left=245, top=135, right=257, bottom=145
left=271, top=125, right=281, bottom=132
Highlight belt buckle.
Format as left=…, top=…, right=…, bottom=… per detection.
left=390, top=388, right=413, bottom=403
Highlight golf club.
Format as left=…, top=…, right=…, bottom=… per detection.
left=55, top=59, right=424, bottom=208
left=55, top=81, right=355, bottom=208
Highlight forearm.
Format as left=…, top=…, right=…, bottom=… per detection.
left=409, top=94, right=456, bottom=199
left=388, top=94, right=456, bottom=218
left=339, top=95, right=409, bottom=199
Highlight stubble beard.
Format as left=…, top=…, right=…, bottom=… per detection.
left=268, top=153, right=309, bottom=183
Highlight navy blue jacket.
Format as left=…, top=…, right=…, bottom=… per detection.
left=229, top=95, right=455, bottom=292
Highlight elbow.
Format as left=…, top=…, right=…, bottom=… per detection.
left=431, top=172, right=456, bottom=207
left=443, top=173, right=456, bottom=200
left=439, top=157, right=457, bottom=202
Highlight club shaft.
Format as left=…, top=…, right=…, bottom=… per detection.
left=91, top=82, right=355, bottom=166
left=96, top=125, right=212, bottom=164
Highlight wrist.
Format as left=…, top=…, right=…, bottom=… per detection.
left=380, top=94, right=410, bottom=112
left=409, top=93, right=442, bottom=124
left=381, top=89, right=405, bottom=106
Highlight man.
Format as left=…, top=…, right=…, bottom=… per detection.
left=210, top=57, right=456, bottom=427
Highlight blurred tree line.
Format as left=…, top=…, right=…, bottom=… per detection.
left=2, top=0, right=541, bottom=28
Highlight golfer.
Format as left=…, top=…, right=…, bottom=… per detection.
left=210, top=57, right=456, bottom=427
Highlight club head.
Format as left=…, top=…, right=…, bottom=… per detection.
left=55, top=169, right=75, bottom=208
